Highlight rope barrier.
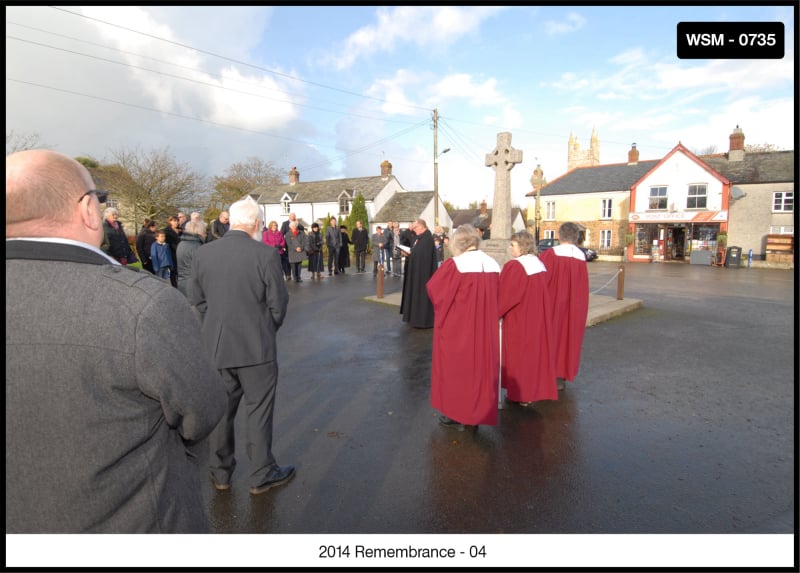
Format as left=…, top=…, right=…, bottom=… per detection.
left=590, top=268, right=621, bottom=295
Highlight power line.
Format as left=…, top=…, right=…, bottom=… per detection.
left=6, top=31, right=425, bottom=127
left=49, top=6, right=433, bottom=115
left=7, top=77, right=428, bottom=168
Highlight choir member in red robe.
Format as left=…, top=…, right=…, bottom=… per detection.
left=426, top=224, right=501, bottom=429
left=538, top=222, right=589, bottom=389
left=499, top=230, right=558, bottom=405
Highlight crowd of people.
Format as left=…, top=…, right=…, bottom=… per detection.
left=6, top=147, right=588, bottom=534
left=120, top=207, right=429, bottom=289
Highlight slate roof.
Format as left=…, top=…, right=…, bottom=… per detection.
left=533, top=161, right=659, bottom=196
left=529, top=149, right=794, bottom=196
left=253, top=175, right=399, bottom=204
left=373, top=191, right=434, bottom=222
left=701, top=151, right=795, bottom=185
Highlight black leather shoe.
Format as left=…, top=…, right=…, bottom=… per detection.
left=249, top=465, right=295, bottom=495
left=438, top=415, right=476, bottom=431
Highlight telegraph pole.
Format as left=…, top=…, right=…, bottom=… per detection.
left=433, top=108, right=439, bottom=227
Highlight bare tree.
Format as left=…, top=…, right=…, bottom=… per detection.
left=93, top=146, right=208, bottom=228
left=210, top=157, right=282, bottom=217
left=6, top=130, right=49, bottom=155
left=744, top=143, right=782, bottom=152
left=692, top=144, right=718, bottom=156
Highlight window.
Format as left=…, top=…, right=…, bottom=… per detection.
left=600, top=229, right=612, bottom=248
left=281, top=199, right=290, bottom=215
left=687, top=184, right=707, bottom=209
left=601, top=199, right=612, bottom=219
left=634, top=224, right=656, bottom=255
left=106, top=198, right=119, bottom=210
left=545, top=201, right=555, bottom=220
left=543, top=229, right=555, bottom=240
left=339, top=196, right=351, bottom=215
left=648, top=187, right=667, bottom=210
left=769, top=225, right=794, bottom=234
left=773, top=192, right=794, bottom=212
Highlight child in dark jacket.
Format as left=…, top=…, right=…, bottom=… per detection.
left=151, top=230, right=174, bottom=281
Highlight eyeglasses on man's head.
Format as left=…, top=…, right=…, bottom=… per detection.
left=77, top=189, right=109, bottom=203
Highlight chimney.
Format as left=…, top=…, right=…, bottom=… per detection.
left=628, top=143, right=639, bottom=165
left=288, top=166, right=299, bottom=185
left=480, top=200, right=487, bottom=215
left=728, top=125, right=745, bottom=162
left=380, top=159, right=393, bottom=178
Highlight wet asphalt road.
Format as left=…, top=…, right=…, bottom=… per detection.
left=199, top=261, right=795, bottom=535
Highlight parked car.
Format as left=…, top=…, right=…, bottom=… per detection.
left=581, top=246, right=598, bottom=262
left=537, top=238, right=559, bottom=253
left=538, top=238, right=597, bottom=262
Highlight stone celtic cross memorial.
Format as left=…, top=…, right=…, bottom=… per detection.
left=482, top=131, right=523, bottom=266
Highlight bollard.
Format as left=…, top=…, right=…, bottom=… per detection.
left=376, top=264, right=385, bottom=298
left=616, top=265, right=625, bottom=300
left=498, top=319, right=504, bottom=410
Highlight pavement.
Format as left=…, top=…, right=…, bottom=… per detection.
left=365, top=273, right=643, bottom=327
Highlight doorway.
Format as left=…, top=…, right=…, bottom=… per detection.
left=666, top=226, right=686, bottom=260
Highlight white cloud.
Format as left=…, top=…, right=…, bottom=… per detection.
left=544, top=12, right=586, bottom=36
left=328, top=6, right=505, bottom=70
left=432, top=74, right=506, bottom=108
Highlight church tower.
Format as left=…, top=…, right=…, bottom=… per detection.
left=567, top=128, right=601, bottom=171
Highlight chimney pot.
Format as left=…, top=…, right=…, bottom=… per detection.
left=628, top=143, right=639, bottom=165
left=728, top=125, right=745, bottom=161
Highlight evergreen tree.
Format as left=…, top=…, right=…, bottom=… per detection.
left=347, top=194, right=369, bottom=231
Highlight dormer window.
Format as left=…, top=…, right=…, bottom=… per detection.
left=338, top=191, right=353, bottom=215
left=281, top=198, right=291, bottom=215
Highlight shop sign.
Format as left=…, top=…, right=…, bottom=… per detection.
left=629, top=211, right=727, bottom=223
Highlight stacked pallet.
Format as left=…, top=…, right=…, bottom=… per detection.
left=765, top=234, right=794, bottom=264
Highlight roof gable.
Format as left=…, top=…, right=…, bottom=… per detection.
left=373, top=191, right=434, bottom=222
left=632, top=143, right=729, bottom=189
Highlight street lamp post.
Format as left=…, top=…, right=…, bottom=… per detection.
left=530, top=164, right=545, bottom=244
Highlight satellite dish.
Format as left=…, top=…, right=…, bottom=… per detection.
left=731, top=188, right=746, bottom=199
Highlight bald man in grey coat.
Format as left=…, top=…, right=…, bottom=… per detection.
left=6, top=149, right=225, bottom=533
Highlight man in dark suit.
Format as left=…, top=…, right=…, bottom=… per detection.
left=6, top=149, right=225, bottom=533
left=190, top=196, right=294, bottom=495
left=400, top=218, right=438, bottom=328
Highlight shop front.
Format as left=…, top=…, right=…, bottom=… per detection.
left=627, top=211, right=728, bottom=263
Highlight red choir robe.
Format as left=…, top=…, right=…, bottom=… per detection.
left=499, top=255, right=558, bottom=403
left=426, top=250, right=500, bottom=426
left=539, top=244, right=589, bottom=382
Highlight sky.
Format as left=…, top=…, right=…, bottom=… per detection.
left=5, top=5, right=796, bottom=212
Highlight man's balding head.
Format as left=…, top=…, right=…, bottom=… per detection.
left=6, top=149, right=103, bottom=245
